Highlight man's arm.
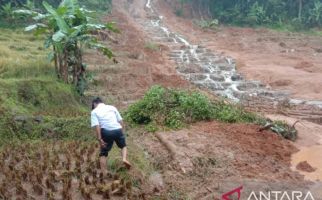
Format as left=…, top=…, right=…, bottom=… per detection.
left=95, top=125, right=105, bottom=145
left=95, top=125, right=102, bottom=140
left=119, top=120, right=125, bottom=131
left=95, top=125, right=105, bottom=146
left=91, top=111, right=105, bottom=146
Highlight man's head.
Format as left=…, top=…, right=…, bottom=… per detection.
left=92, top=97, right=103, bottom=110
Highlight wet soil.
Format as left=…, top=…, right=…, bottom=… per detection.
left=156, top=0, right=322, bottom=101
left=83, top=0, right=322, bottom=198
left=135, top=121, right=316, bottom=199
left=297, top=161, right=317, bottom=173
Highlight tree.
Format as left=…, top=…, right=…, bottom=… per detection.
left=15, top=0, right=118, bottom=94
left=176, top=0, right=322, bottom=28
left=307, top=0, right=322, bottom=26
left=0, top=2, right=14, bottom=21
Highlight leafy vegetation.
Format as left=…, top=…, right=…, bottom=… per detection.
left=193, top=19, right=219, bottom=30
left=125, top=86, right=257, bottom=128
left=176, top=0, right=322, bottom=30
left=0, top=24, right=156, bottom=199
left=14, top=0, right=117, bottom=95
left=0, top=0, right=112, bottom=11
left=79, top=0, right=112, bottom=12
left=0, top=27, right=91, bottom=145
left=125, top=86, right=297, bottom=140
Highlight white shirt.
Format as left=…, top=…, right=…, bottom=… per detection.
left=91, top=103, right=123, bottom=130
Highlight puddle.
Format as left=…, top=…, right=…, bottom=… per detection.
left=291, top=145, right=322, bottom=181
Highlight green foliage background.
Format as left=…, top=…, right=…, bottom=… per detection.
left=0, top=0, right=112, bottom=28
left=177, top=0, right=322, bottom=30
left=0, top=0, right=112, bottom=9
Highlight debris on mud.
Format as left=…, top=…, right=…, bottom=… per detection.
left=296, top=161, right=317, bottom=173
left=135, top=121, right=308, bottom=199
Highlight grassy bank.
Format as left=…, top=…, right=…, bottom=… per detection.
left=0, top=29, right=91, bottom=144
left=0, top=27, right=156, bottom=199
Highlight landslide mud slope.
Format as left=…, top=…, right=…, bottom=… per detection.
left=84, top=0, right=322, bottom=199
left=156, top=0, right=322, bottom=102
left=135, top=122, right=313, bottom=199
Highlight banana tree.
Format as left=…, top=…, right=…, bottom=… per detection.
left=15, top=0, right=118, bottom=94
left=1, top=2, right=14, bottom=20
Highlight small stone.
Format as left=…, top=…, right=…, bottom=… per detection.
left=231, top=74, right=243, bottom=81
left=210, top=74, right=225, bottom=82
left=218, top=64, right=234, bottom=71
left=189, top=74, right=207, bottom=81
left=177, top=64, right=210, bottom=74
left=237, top=82, right=258, bottom=91
left=204, top=81, right=225, bottom=91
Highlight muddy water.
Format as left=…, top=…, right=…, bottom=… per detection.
left=292, top=145, right=322, bottom=197
left=291, top=145, right=322, bottom=181
left=268, top=115, right=322, bottom=184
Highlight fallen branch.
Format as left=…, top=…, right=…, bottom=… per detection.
left=155, top=132, right=177, bottom=159
left=291, top=120, right=300, bottom=129
left=259, top=122, right=273, bottom=132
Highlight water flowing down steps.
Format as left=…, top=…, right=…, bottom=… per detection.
left=138, top=0, right=322, bottom=123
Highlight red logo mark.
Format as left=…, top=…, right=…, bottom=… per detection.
left=221, top=186, right=243, bottom=200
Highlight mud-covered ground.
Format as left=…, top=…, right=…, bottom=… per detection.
left=84, top=0, right=322, bottom=198
left=135, top=121, right=313, bottom=199
left=156, top=0, right=322, bottom=101
left=84, top=2, right=189, bottom=107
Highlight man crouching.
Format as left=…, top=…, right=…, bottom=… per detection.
left=91, top=97, right=131, bottom=174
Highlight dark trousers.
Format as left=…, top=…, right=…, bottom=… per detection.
left=99, top=128, right=126, bottom=157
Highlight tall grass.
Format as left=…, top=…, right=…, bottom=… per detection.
left=0, top=28, right=89, bottom=142
left=0, top=29, right=54, bottom=79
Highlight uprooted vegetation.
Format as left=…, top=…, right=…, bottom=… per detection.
left=125, top=86, right=298, bottom=140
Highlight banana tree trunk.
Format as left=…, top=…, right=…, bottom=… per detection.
left=53, top=46, right=60, bottom=79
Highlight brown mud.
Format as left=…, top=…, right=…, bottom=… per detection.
left=83, top=0, right=322, bottom=198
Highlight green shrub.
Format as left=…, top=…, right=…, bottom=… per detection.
left=125, top=86, right=298, bottom=140
left=194, top=19, right=219, bottom=30
left=125, top=86, right=257, bottom=129
left=245, top=2, right=271, bottom=26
